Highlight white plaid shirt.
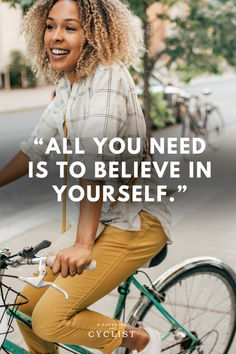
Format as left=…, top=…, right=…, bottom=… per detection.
left=21, top=62, right=171, bottom=241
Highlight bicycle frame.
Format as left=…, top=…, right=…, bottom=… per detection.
left=189, top=95, right=213, bottom=131
left=3, top=271, right=200, bottom=354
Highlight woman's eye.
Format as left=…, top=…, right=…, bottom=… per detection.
left=46, top=24, right=54, bottom=30
left=66, top=26, right=76, bottom=31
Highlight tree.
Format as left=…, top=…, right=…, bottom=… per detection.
left=8, top=50, right=37, bottom=88
left=128, top=0, right=179, bottom=136
left=128, top=0, right=236, bottom=134
left=163, top=0, right=236, bottom=81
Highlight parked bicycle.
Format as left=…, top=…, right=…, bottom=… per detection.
left=180, top=89, right=224, bottom=151
left=0, top=240, right=236, bottom=353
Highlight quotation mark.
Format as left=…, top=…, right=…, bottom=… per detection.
left=177, top=185, right=187, bottom=193
left=34, top=138, right=44, bottom=145
left=169, top=185, right=188, bottom=203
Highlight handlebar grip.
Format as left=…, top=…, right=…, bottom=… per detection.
left=46, top=256, right=96, bottom=271
left=86, top=260, right=96, bottom=271
left=33, top=240, right=52, bottom=255
left=46, top=255, right=55, bottom=267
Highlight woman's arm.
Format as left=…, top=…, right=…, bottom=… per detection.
left=52, top=179, right=104, bottom=278
left=52, top=66, right=129, bottom=277
left=1, top=98, right=59, bottom=189
left=0, top=151, right=29, bottom=187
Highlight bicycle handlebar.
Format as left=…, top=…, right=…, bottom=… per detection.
left=18, top=240, right=52, bottom=258
left=2, top=239, right=96, bottom=271
left=0, top=241, right=96, bottom=299
left=5, top=256, right=96, bottom=271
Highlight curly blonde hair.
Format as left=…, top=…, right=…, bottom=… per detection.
left=22, top=0, right=144, bottom=82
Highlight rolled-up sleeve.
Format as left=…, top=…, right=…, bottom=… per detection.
left=77, top=65, right=129, bottom=180
left=20, top=100, right=58, bottom=165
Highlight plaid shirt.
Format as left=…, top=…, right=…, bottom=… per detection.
left=21, top=62, right=171, bottom=241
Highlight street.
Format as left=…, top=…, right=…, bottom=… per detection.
left=188, top=74, right=236, bottom=126
left=0, top=108, right=62, bottom=242
left=0, top=76, right=236, bottom=353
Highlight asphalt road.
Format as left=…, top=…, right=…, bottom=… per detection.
left=0, top=108, right=64, bottom=241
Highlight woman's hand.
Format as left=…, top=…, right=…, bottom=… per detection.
left=52, top=179, right=103, bottom=278
left=52, top=244, right=93, bottom=278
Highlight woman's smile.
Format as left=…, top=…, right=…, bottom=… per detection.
left=51, top=48, right=70, bottom=56
left=49, top=47, right=71, bottom=61
left=44, top=0, right=85, bottom=83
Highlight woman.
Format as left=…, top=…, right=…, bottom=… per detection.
left=0, top=0, right=171, bottom=352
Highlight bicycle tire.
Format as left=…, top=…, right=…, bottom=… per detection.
left=181, top=109, right=204, bottom=160
left=205, top=107, right=224, bottom=150
left=181, top=113, right=194, bottom=140
left=128, top=263, right=236, bottom=354
left=180, top=113, right=196, bottom=161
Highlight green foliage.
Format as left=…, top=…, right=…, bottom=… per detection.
left=128, top=0, right=150, bottom=20
left=128, top=0, right=236, bottom=81
left=8, top=50, right=37, bottom=88
left=163, top=0, right=236, bottom=80
left=128, top=0, right=236, bottom=126
left=212, top=2, right=236, bottom=69
left=149, top=92, right=176, bottom=129
left=128, top=0, right=178, bottom=19
left=2, top=0, right=35, bottom=12
left=136, top=86, right=176, bottom=130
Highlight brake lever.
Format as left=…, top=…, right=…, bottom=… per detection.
left=36, top=281, right=69, bottom=300
left=19, top=257, right=69, bottom=300
left=18, top=240, right=52, bottom=259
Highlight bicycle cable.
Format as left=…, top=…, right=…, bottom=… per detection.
left=136, top=270, right=157, bottom=291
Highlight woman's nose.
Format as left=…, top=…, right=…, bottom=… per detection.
left=52, top=27, right=64, bottom=42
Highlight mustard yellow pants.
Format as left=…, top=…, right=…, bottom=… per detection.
left=18, top=210, right=168, bottom=354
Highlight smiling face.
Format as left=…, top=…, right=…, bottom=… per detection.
left=44, top=0, right=85, bottom=84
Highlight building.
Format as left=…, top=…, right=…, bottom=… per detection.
left=147, top=2, right=169, bottom=57
left=0, top=2, right=25, bottom=89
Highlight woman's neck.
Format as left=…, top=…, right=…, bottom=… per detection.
left=66, top=71, right=78, bottom=85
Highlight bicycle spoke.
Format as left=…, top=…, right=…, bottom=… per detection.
left=134, top=265, right=236, bottom=354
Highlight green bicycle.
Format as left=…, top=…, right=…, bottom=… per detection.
left=1, top=240, right=236, bottom=353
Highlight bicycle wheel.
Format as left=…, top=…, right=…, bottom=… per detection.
left=205, top=107, right=224, bottom=150
left=181, top=109, right=205, bottom=160
left=181, top=113, right=195, bottom=140
left=133, top=264, right=236, bottom=353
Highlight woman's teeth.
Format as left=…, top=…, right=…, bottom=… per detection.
left=51, top=49, right=70, bottom=55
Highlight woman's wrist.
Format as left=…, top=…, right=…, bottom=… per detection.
left=74, top=240, right=94, bottom=251
left=75, top=179, right=103, bottom=251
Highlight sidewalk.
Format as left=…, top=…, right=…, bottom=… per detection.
left=1, top=70, right=236, bottom=115
left=189, top=68, right=236, bottom=86
left=0, top=85, right=55, bottom=114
